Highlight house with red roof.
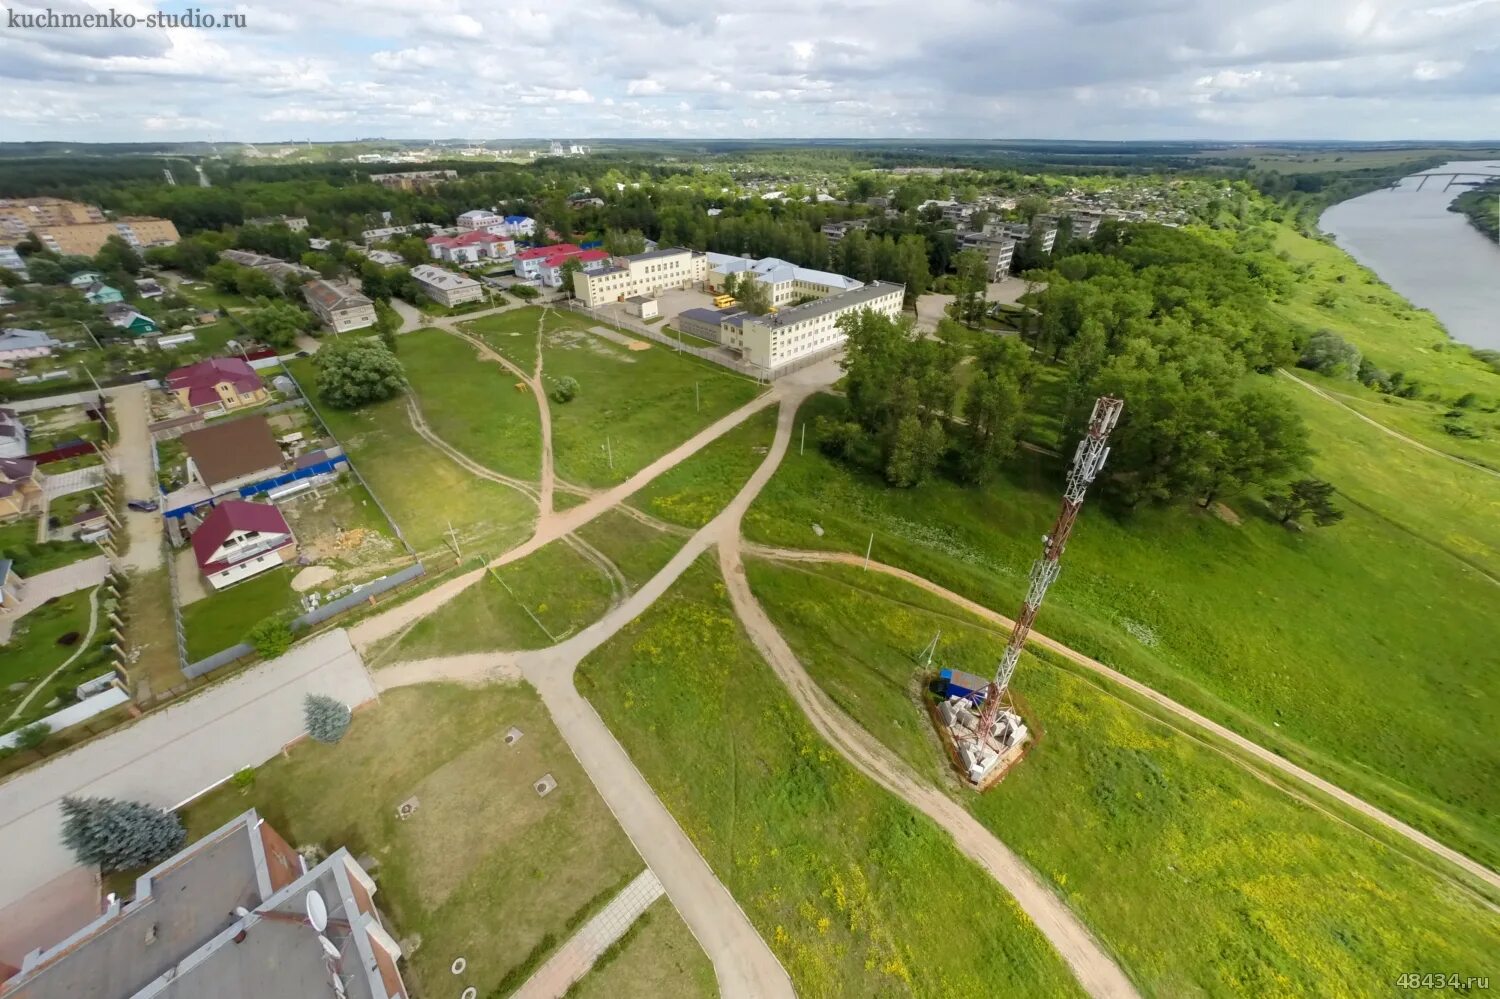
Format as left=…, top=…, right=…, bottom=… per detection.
left=166, top=357, right=267, bottom=414
left=191, top=499, right=296, bottom=589
left=426, top=230, right=516, bottom=264
left=512, top=244, right=610, bottom=288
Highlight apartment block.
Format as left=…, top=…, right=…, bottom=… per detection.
left=0, top=197, right=104, bottom=243
left=820, top=219, right=869, bottom=244
left=957, top=232, right=1017, bottom=280
left=736, top=282, right=904, bottom=371
left=304, top=279, right=377, bottom=332
left=570, top=246, right=705, bottom=305
left=1068, top=213, right=1104, bottom=241
left=369, top=169, right=458, bottom=190
left=410, top=264, right=484, bottom=306
left=34, top=216, right=180, bottom=257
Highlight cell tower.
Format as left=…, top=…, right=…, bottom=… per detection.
left=932, top=395, right=1123, bottom=787
left=975, top=395, right=1123, bottom=740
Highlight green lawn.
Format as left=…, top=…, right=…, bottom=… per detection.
left=0, top=519, right=99, bottom=575
left=661, top=327, right=721, bottom=350
left=574, top=510, right=685, bottom=589
left=287, top=357, right=536, bottom=559
left=0, top=587, right=104, bottom=731
left=745, top=558, right=1500, bottom=997
left=632, top=407, right=777, bottom=528
left=399, top=328, right=543, bottom=481
left=124, top=567, right=183, bottom=698
left=745, top=393, right=1500, bottom=870
left=462, top=308, right=545, bottom=373
left=377, top=536, right=616, bottom=663
left=181, top=565, right=299, bottom=661
left=176, top=683, right=645, bottom=999
left=576, top=557, right=1085, bottom=999
left=535, top=309, right=763, bottom=487
left=565, top=897, right=717, bottom=999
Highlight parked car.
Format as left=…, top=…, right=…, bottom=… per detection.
left=127, top=499, right=159, bottom=512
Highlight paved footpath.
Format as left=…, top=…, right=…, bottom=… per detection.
left=0, top=555, right=108, bottom=643
left=0, top=630, right=375, bottom=922
left=511, top=869, right=665, bottom=999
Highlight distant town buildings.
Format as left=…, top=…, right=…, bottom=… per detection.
left=369, top=169, right=459, bottom=190
left=426, top=230, right=516, bottom=264
left=304, top=280, right=377, bottom=332
left=0, top=809, right=406, bottom=999
left=360, top=223, right=445, bottom=245
left=0, top=197, right=104, bottom=243
left=245, top=214, right=309, bottom=231
left=513, top=244, right=610, bottom=288
left=0, top=245, right=26, bottom=277
left=220, top=248, right=318, bottom=282
left=820, top=220, right=869, bottom=245
left=410, top=263, right=485, bottom=307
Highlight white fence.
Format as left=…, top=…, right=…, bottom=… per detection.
left=0, top=685, right=130, bottom=749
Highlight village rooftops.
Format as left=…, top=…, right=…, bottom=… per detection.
left=179, top=414, right=283, bottom=489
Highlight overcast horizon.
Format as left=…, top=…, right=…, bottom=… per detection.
left=2, top=0, right=1498, bottom=144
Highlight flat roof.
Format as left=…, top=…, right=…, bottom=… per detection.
left=624, top=246, right=692, bottom=263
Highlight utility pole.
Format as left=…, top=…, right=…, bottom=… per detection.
left=604, top=435, right=613, bottom=471
left=921, top=631, right=942, bottom=667
left=444, top=520, right=461, bottom=560
left=863, top=532, right=873, bottom=571
left=78, top=322, right=102, bottom=351
left=695, top=381, right=700, bottom=412
left=800, top=422, right=805, bottom=455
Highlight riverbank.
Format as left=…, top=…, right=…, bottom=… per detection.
left=1450, top=182, right=1499, bottom=243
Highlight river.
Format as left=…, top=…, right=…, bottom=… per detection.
left=1318, top=159, right=1500, bottom=351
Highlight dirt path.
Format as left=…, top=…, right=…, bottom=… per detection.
left=748, top=545, right=1500, bottom=894
left=107, top=384, right=164, bottom=572
left=373, top=651, right=521, bottom=690
left=404, top=397, right=541, bottom=504
left=1278, top=368, right=1500, bottom=479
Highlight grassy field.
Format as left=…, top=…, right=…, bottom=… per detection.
left=181, top=565, right=299, bottom=661
left=0, top=519, right=98, bottom=575
left=0, top=587, right=101, bottom=730
left=1271, top=223, right=1500, bottom=466
left=287, top=356, right=535, bottom=559
left=177, top=683, right=647, bottom=998
left=463, top=308, right=544, bottom=372
left=632, top=407, right=778, bottom=528
left=565, top=898, right=717, bottom=999
left=575, top=510, right=686, bottom=590
left=576, top=557, right=1085, bottom=999
left=124, top=568, right=183, bottom=697
left=745, top=392, right=1500, bottom=869
left=744, top=558, right=1500, bottom=997
left=536, top=309, right=762, bottom=487
left=400, top=327, right=543, bottom=481
left=376, top=538, right=616, bottom=662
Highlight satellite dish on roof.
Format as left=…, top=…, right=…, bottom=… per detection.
left=306, top=890, right=328, bottom=931
left=319, top=934, right=341, bottom=960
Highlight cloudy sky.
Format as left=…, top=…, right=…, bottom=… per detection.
left=1, top=0, right=1497, bottom=142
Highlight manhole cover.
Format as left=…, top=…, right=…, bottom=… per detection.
left=534, top=774, right=557, bottom=797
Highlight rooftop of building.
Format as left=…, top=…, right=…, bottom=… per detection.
left=409, top=264, right=481, bottom=289
left=192, top=499, right=293, bottom=572
left=621, top=246, right=693, bottom=264
left=180, top=414, right=283, bottom=486
left=751, top=280, right=904, bottom=326
left=303, top=279, right=373, bottom=312
left=0, top=327, right=60, bottom=349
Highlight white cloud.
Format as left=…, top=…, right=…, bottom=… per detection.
left=0, top=0, right=1495, bottom=140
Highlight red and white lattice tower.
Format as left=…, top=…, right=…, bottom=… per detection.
left=975, top=395, right=1124, bottom=742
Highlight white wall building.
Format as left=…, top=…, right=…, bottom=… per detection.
left=704, top=253, right=863, bottom=309
left=410, top=264, right=485, bottom=307
left=570, top=247, right=707, bottom=306
left=733, top=282, right=904, bottom=372
left=303, top=280, right=377, bottom=332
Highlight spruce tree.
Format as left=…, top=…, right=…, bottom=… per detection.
left=304, top=694, right=352, bottom=744
left=60, top=796, right=186, bottom=872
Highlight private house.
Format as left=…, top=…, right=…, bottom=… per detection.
left=102, top=303, right=159, bottom=335
left=180, top=415, right=285, bottom=494
left=83, top=282, right=123, bottom=305
left=304, top=280, right=377, bottom=333
left=0, top=328, right=61, bottom=362
left=67, top=271, right=102, bottom=289
left=425, top=231, right=516, bottom=264
left=191, top=499, right=296, bottom=588
left=134, top=277, right=165, bottom=298
left=0, top=457, right=45, bottom=519
left=167, top=357, right=268, bottom=414
left=0, top=408, right=27, bottom=459
left=1, top=809, right=407, bottom=999
left=513, top=244, right=610, bottom=288
left=409, top=264, right=485, bottom=307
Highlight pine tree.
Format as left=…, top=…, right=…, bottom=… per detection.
left=304, top=694, right=352, bottom=744
left=60, top=796, right=186, bottom=872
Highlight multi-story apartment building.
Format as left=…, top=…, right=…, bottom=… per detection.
left=570, top=247, right=706, bottom=305
left=513, top=244, right=611, bottom=288
left=34, top=216, right=180, bottom=257
left=0, top=197, right=104, bottom=243
left=426, top=230, right=516, bottom=264
left=703, top=281, right=904, bottom=372
left=369, top=169, right=458, bottom=190
left=705, top=253, right=862, bottom=307
left=410, top=264, right=485, bottom=306
left=820, top=219, right=869, bottom=244
left=957, top=232, right=1017, bottom=280
left=984, top=219, right=1058, bottom=255
left=1068, top=212, right=1104, bottom=241
left=0, top=244, right=27, bottom=277
left=304, top=279, right=377, bottom=332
